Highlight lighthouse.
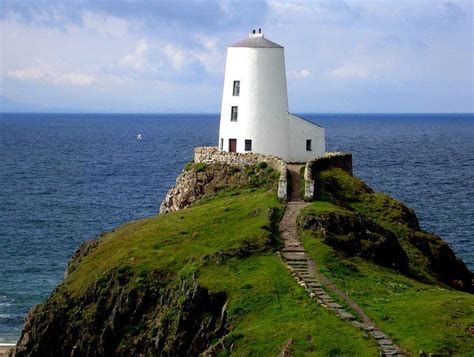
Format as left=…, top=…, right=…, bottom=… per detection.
left=218, top=29, right=325, bottom=163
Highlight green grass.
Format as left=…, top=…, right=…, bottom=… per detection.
left=300, top=167, right=474, bottom=355
left=199, top=255, right=379, bottom=356
left=315, top=168, right=416, bottom=226
left=300, top=234, right=474, bottom=356
left=59, top=165, right=473, bottom=355
left=65, top=188, right=282, bottom=296
left=62, top=168, right=379, bottom=354
left=314, top=168, right=456, bottom=282
left=299, top=200, right=351, bottom=217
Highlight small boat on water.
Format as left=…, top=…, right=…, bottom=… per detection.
left=137, top=134, right=142, bottom=140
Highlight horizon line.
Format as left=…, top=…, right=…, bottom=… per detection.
left=1, top=112, right=473, bottom=115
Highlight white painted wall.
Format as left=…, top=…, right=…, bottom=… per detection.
left=287, top=113, right=325, bottom=162
left=218, top=33, right=325, bottom=163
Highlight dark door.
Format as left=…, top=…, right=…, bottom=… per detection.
left=229, top=139, right=237, bottom=152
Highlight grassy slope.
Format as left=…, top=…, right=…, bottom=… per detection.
left=64, top=184, right=378, bottom=355
left=300, top=169, right=474, bottom=356
left=199, top=255, right=378, bottom=356
left=65, top=188, right=279, bottom=296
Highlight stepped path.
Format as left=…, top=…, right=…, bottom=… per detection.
left=278, top=164, right=404, bottom=356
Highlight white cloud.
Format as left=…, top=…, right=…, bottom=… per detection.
left=196, top=35, right=219, bottom=51
left=56, top=72, right=96, bottom=85
left=287, top=69, right=311, bottom=79
left=1, top=0, right=471, bottom=112
left=119, top=39, right=150, bottom=71
left=269, top=1, right=312, bottom=15
left=163, top=45, right=187, bottom=71
left=326, top=65, right=369, bottom=80
left=102, top=74, right=134, bottom=85
left=6, top=68, right=45, bottom=81
left=193, top=34, right=224, bottom=74
left=81, top=11, right=129, bottom=36
left=7, top=67, right=96, bottom=86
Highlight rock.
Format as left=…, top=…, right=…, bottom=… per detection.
left=160, top=149, right=287, bottom=213
left=303, top=167, right=473, bottom=292
left=361, top=324, right=375, bottom=331
left=408, top=231, right=473, bottom=292
left=302, top=212, right=409, bottom=273
left=9, top=271, right=228, bottom=357
left=279, top=338, right=294, bottom=357
left=370, top=330, right=387, bottom=339
left=337, top=310, right=355, bottom=320
left=160, top=163, right=281, bottom=214
left=160, top=164, right=241, bottom=213
left=65, top=239, right=98, bottom=278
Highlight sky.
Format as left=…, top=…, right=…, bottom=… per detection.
left=0, top=0, right=472, bottom=113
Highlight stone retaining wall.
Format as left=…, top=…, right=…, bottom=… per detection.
left=194, top=147, right=288, bottom=200
left=304, top=152, right=353, bottom=200
left=193, top=148, right=352, bottom=201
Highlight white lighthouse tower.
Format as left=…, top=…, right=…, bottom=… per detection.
left=218, top=29, right=325, bottom=163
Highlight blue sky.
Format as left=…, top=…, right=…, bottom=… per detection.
left=1, top=0, right=472, bottom=113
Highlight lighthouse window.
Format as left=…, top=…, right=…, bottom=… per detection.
left=306, top=139, right=312, bottom=151
left=220, top=138, right=224, bottom=150
left=245, top=139, right=252, bottom=151
left=231, top=106, right=238, bottom=121
left=233, top=81, right=240, bottom=96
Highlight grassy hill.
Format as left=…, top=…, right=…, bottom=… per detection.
left=9, top=163, right=473, bottom=356
left=299, top=168, right=473, bottom=356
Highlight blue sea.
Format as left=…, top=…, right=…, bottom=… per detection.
left=0, top=113, right=473, bottom=342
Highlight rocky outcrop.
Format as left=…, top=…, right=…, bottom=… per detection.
left=160, top=162, right=280, bottom=214
left=408, top=231, right=473, bottom=292
left=301, top=167, right=472, bottom=293
left=302, top=211, right=409, bottom=272
left=65, top=239, right=99, bottom=278
left=10, top=269, right=227, bottom=357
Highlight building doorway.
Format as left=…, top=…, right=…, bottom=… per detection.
left=229, top=139, right=237, bottom=152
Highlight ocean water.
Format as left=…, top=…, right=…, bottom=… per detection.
left=0, top=113, right=473, bottom=342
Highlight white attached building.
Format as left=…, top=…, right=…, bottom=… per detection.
left=218, top=29, right=325, bottom=163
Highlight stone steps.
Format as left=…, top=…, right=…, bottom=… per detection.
left=336, top=310, right=355, bottom=320
left=287, top=263, right=308, bottom=268
left=281, top=246, right=305, bottom=252
left=279, top=198, right=405, bottom=356
left=283, top=256, right=308, bottom=262
left=281, top=247, right=404, bottom=356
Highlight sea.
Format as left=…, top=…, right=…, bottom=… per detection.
left=0, top=113, right=473, bottom=342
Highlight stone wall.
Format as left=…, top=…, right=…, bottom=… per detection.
left=304, top=152, right=353, bottom=200
left=194, top=147, right=288, bottom=200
